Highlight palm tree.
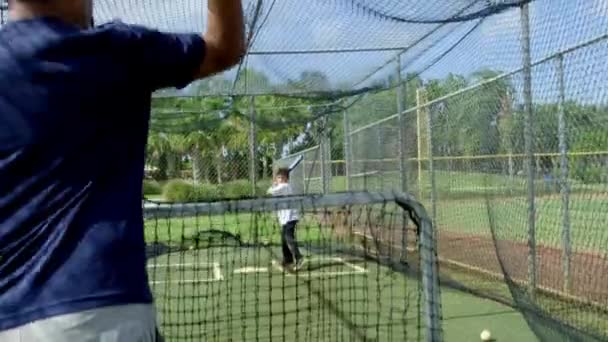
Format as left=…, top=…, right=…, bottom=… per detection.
left=166, top=133, right=188, bottom=179
left=147, top=132, right=172, bottom=180
left=184, top=131, right=211, bottom=184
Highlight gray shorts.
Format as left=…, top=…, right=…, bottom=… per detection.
left=0, top=304, right=161, bottom=342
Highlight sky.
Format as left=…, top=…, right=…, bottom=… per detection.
left=90, top=0, right=608, bottom=103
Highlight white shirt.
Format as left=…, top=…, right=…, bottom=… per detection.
left=267, top=182, right=299, bottom=225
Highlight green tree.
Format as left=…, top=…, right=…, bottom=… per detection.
left=146, top=132, right=173, bottom=180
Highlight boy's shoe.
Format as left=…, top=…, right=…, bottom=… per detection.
left=293, top=258, right=305, bottom=271
left=281, top=260, right=294, bottom=271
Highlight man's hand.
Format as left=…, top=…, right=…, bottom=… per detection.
left=197, top=0, right=245, bottom=78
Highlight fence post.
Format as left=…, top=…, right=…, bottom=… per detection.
left=320, top=117, right=329, bottom=194
left=301, top=152, right=307, bottom=193
left=396, top=58, right=410, bottom=263
left=520, top=3, right=537, bottom=298
left=416, top=88, right=425, bottom=200
left=377, top=125, right=384, bottom=191
left=343, top=110, right=352, bottom=191
left=556, top=53, right=572, bottom=294
left=249, top=96, right=257, bottom=196
left=327, top=130, right=332, bottom=192
left=397, top=59, right=408, bottom=194
left=427, top=101, right=437, bottom=227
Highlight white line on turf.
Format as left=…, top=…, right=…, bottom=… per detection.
left=339, top=258, right=367, bottom=273
left=270, top=257, right=367, bottom=277
left=150, top=279, right=220, bottom=285
left=233, top=267, right=269, bottom=274
left=147, top=262, right=217, bottom=268
left=212, top=262, right=224, bottom=280
left=149, top=262, right=223, bottom=283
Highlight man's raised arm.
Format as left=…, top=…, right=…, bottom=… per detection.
left=197, top=0, right=245, bottom=78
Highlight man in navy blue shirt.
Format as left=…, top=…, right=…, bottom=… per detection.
left=0, top=0, right=244, bottom=340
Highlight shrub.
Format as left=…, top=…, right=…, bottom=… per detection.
left=195, top=183, right=221, bottom=201
left=572, top=162, right=605, bottom=184
left=163, top=180, right=223, bottom=202
left=218, top=179, right=275, bottom=199
left=163, top=179, right=278, bottom=202
left=571, top=129, right=608, bottom=184
left=256, top=179, right=272, bottom=196
left=221, top=179, right=256, bottom=198
left=163, top=180, right=197, bottom=202
left=143, top=180, right=162, bottom=196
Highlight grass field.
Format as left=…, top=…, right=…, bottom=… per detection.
left=147, top=169, right=606, bottom=252
left=141, top=166, right=607, bottom=341
left=323, top=171, right=607, bottom=253
left=434, top=194, right=608, bottom=253
left=147, top=246, right=537, bottom=342
left=144, top=208, right=538, bottom=342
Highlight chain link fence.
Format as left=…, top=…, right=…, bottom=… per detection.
left=312, top=30, right=608, bottom=342
left=135, top=2, right=608, bottom=339
left=3, top=0, right=606, bottom=340
left=276, top=145, right=323, bottom=195
left=144, top=100, right=340, bottom=201
left=272, top=12, right=608, bottom=339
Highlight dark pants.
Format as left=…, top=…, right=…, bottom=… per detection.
left=281, top=220, right=302, bottom=264
left=156, top=328, right=165, bottom=342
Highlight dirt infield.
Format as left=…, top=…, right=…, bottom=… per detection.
left=319, top=209, right=608, bottom=304
left=437, top=230, right=608, bottom=304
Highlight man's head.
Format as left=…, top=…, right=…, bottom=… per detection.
left=274, top=168, right=290, bottom=184
left=9, top=0, right=94, bottom=28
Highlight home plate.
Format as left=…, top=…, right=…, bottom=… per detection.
left=234, top=267, right=268, bottom=274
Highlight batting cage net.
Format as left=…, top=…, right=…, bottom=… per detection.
left=3, top=0, right=608, bottom=341
left=91, top=0, right=531, bottom=98
left=143, top=191, right=442, bottom=342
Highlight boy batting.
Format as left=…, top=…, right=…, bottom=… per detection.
left=267, top=168, right=304, bottom=271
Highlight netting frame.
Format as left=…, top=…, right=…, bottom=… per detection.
left=144, top=190, right=443, bottom=342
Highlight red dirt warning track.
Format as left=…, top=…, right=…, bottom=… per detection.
left=323, top=210, right=607, bottom=304
left=437, top=230, right=608, bottom=303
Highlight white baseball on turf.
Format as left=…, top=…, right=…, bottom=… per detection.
left=480, top=329, right=492, bottom=341
left=189, top=245, right=194, bottom=250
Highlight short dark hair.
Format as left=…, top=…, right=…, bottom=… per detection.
left=276, top=168, right=290, bottom=179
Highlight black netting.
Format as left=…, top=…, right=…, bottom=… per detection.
left=143, top=192, right=442, bottom=342
left=5, top=1, right=608, bottom=341
left=89, top=0, right=531, bottom=98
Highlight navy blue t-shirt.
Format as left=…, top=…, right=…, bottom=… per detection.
left=0, top=17, right=205, bottom=331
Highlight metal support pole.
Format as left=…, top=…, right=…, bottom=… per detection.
left=343, top=110, right=352, bottom=191
left=556, top=53, right=572, bottom=294
left=249, top=96, right=257, bottom=196
left=396, top=58, right=409, bottom=194
left=521, top=3, right=537, bottom=297
left=427, top=104, right=437, bottom=227
left=418, top=216, right=443, bottom=342
left=301, top=153, right=307, bottom=193
left=422, top=109, right=441, bottom=342
left=327, top=133, right=332, bottom=192
left=320, top=117, right=329, bottom=194
left=416, top=89, right=424, bottom=200
left=377, top=125, right=384, bottom=191
left=395, top=58, right=410, bottom=262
